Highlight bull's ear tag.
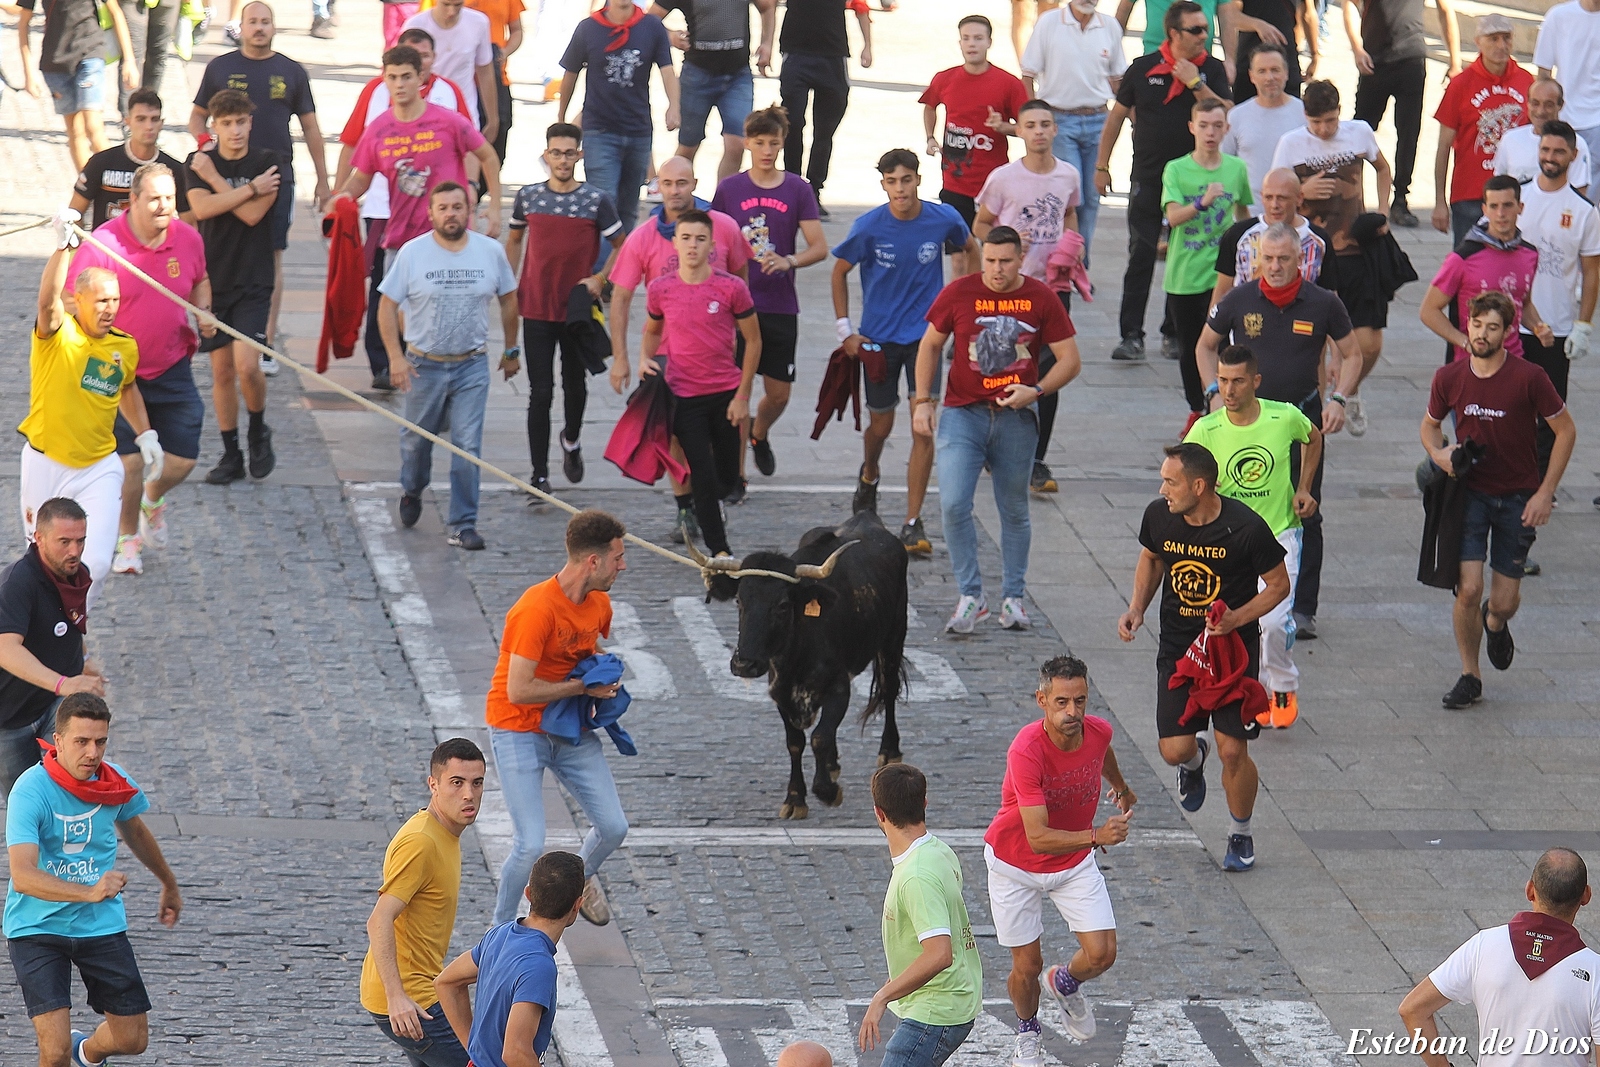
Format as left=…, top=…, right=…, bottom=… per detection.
left=804, top=599, right=822, bottom=617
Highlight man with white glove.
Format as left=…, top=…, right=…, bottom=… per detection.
left=1565, top=319, right=1591, bottom=362
left=51, top=207, right=83, bottom=250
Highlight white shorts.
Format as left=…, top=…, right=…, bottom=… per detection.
left=20, top=444, right=124, bottom=609
left=985, top=844, right=1116, bottom=949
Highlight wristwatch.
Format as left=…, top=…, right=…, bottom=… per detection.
left=502, top=346, right=521, bottom=361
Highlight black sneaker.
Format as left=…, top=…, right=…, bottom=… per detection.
left=816, top=201, right=831, bottom=220
left=852, top=465, right=878, bottom=514
left=526, top=476, right=553, bottom=506
left=1483, top=600, right=1515, bottom=671
left=399, top=493, right=422, bottom=528
left=900, top=518, right=931, bottom=557
left=1030, top=460, right=1057, bottom=493
left=448, top=527, right=486, bottom=550
left=751, top=435, right=776, bottom=476
left=1389, top=202, right=1419, bottom=228
left=669, top=506, right=700, bottom=545
left=562, top=438, right=585, bottom=484
left=1293, top=611, right=1317, bottom=639
left=1110, top=335, right=1146, bottom=362
left=247, top=423, right=275, bottom=479
left=723, top=478, right=748, bottom=506
left=1442, top=673, right=1483, bottom=709
left=1222, top=833, right=1256, bottom=872
left=1160, top=334, right=1181, bottom=361
left=1177, top=735, right=1208, bottom=813
left=1522, top=557, right=1541, bottom=577
left=205, top=449, right=245, bottom=484
left=372, top=368, right=394, bottom=391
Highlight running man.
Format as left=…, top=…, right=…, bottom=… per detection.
left=833, top=149, right=978, bottom=557
left=1210, top=167, right=1334, bottom=304
left=4, top=694, right=181, bottom=1067
left=1118, top=443, right=1289, bottom=872
left=1185, top=345, right=1321, bottom=727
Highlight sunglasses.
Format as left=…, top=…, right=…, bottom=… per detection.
left=1178, top=23, right=1208, bottom=34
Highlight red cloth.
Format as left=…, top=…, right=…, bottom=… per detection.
left=592, top=4, right=646, bottom=50
left=1148, top=42, right=1190, bottom=104
left=604, top=374, right=688, bottom=485
left=1508, top=911, right=1588, bottom=980
left=1167, top=600, right=1269, bottom=728
left=32, top=543, right=90, bottom=632
left=38, top=741, right=139, bottom=806
left=318, top=198, right=367, bottom=372
left=1259, top=274, right=1302, bottom=308
left=1045, top=230, right=1094, bottom=302
left=812, top=346, right=860, bottom=440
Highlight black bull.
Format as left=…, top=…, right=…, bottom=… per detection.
left=692, top=511, right=908, bottom=819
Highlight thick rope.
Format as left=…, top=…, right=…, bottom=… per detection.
left=0, top=218, right=52, bottom=241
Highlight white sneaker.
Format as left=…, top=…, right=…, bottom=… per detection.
left=579, top=874, right=611, bottom=925
left=642, top=177, right=662, bottom=204
left=945, top=594, right=989, bottom=634
left=259, top=354, right=281, bottom=376
left=139, top=496, right=168, bottom=549
left=999, top=596, right=1031, bottom=630
left=1345, top=394, right=1367, bottom=437
left=1044, top=964, right=1096, bottom=1041
left=1011, top=1027, right=1045, bottom=1067
left=111, top=534, right=143, bottom=575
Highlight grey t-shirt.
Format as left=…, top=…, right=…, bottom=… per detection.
left=378, top=230, right=517, bottom=356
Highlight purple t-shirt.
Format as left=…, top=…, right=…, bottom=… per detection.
left=1430, top=241, right=1539, bottom=361
left=645, top=268, right=755, bottom=398
left=710, top=172, right=819, bottom=315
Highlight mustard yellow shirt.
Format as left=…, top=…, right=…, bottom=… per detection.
left=19, top=315, right=137, bottom=468
left=359, top=810, right=462, bottom=1014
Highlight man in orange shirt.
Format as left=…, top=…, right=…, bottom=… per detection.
left=484, top=509, right=629, bottom=927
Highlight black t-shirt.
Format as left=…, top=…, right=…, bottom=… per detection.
left=21, top=0, right=102, bottom=72
left=1138, top=496, right=1285, bottom=658
left=779, top=0, right=851, bottom=58
left=1360, top=0, right=1425, bottom=65
left=1205, top=279, right=1352, bottom=402
left=193, top=51, right=315, bottom=171
left=0, top=549, right=85, bottom=733
left=664, top=0, right=752, bottom=74
left=184, top=147, right=282, bottom=294
left=1115, top=52, right=1233, bottom=178
left=1232, top=0, right=1303, bottom=100
left=75, top=145, right=193, bottom=230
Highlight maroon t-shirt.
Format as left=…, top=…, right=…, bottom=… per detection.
left=1427, top=355, right=1565, bottom=496
left=927, top=274, right=1074, bottom=407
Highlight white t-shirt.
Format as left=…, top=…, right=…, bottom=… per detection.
left=976, top=157, right=1083, bottom=280
left=1270, top=120, right=1382, bottom=253
left=1430, top=925, right=1600, bottom=1067
left=1221, top=95, right=1306, bottom=213
left=1019, top=8, right=1128, bottom=112
left=1516, top=180, right=1600, bottom=336
left=356, top=78, right=472, bottom=220
left=1493, top=124, right=1592, bottom=191
left=1535, top=1, right=1600, bottom=129
left=378, top=230, right=518, bottom=356
left=402, top=8, right=494, bottom=119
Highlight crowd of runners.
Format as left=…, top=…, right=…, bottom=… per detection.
left=3, top=0, right=1600, bottom=1060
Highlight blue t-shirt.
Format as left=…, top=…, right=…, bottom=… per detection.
left=560, top=15, right=674, bottom=137
left=831, top=201, right=969, bottom=346
left=4, top=761, right=150, bottom=940
left=467, top=921, right=559, bottom=1067
left=378, top=230, right=518, bottom=357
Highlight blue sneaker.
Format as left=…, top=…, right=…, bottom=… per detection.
left=1223, top=833, right=1256, bottom=872
left=71, top=1029, right=105, bottom=1067
left=1176, top=735, right=1208, bottom=813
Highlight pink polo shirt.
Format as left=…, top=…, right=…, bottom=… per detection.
left=70, top=213, right=208, bottom=379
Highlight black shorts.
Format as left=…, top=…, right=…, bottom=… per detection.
left=1156, top=637, right=1262, bottom=741
left=8, top=932, right=152, bottom=1019
left=939, top=189, right=976, bottom=255
left=736, top=312, right=799, bottom=383
left=1333, top=253, right=1387, bottom=330
left=269, top=184, right=294, bottom=251
left=200, top=286, right=273, bottom=354
left=115, top=356, right=205, bottom=460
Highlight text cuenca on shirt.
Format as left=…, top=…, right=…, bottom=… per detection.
left=832, top=201, right=971, bottom=346
left=1518, top=181, right=1600, bottom=337
left=918, top=64, right=1029, bottom=199
left=378, top=229, right=518, bottom=356
left=984, top=717, right=1113, bottom=873
left=927, top=274, right=1074, bottom=407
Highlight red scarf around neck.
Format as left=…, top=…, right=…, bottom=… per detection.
left=31, top=543, right=90, bottom=634
left=1149, top=42, right=1195, bottom=104
left=592, top=4, right=647, bottom=51
left=37, top=740, right=139, bottom=806
left=1259, top=274, right=1302, bottom=309
left=1509, top=911, right=1587, bottom=980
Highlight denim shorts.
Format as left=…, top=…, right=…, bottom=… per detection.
left=43, top=56, right=106, bottom=116
left=115, top=356, right=205, bottom=460
left=268, top=185, right=295, bottom=251
left=1460, top=488, right=1536, bottom=578
left=8, top=932, right=152, bottom=1018
left=863, top=341, right=938, bottom=413
left=678, top=64, right=754, bottom=146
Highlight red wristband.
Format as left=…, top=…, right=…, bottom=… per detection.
left=54, top=675, right=66, bottom=695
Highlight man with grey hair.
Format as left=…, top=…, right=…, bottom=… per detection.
left=1399, top=848, right=1600, bottom=1066
left=1493, top=76, right=1591, bottom=197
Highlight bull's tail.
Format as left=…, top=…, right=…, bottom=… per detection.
left=861, top=579, right=909, bottom=726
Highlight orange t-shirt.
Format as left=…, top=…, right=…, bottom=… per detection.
left=421, top=0, right=525, bottom=81
left=485, top=576, right=612, bottom=733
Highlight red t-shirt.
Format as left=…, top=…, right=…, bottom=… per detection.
left=918, top=64, right=1029, bottom=198
left=1434, top=57, right=1533, bottom=204
left=984, top=717, right=1113, bottom=874
left=927, top=274, right=1073, bottom=407
left=1427, top=355, right=1565, bottom=496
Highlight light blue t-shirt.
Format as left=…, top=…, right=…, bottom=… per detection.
left=377, top=229, right=518, bottom=357
left=467, top=921, right=558, bottom=1067
left=4, top=761, right=150, bottom=939
left=832, top=201, right=970, bottom=346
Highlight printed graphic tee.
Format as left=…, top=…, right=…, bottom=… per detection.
left=510, top=181, right=622, bottom=321
left=560, top=12, right=674, bottom=136
left=918, top=64, right=1030, bottom=198
left=74, top=145, right=192, bottom=230
left=1160, top=153, right=1253, bottom=294
left=1184, top=400, right=1316, bottom=536
left=711, top=171, right=820, bottom=314
left=984, top=716, right=1113, bottom=873
left=1429, top=239, right=1540, bottom=360
left=1271, top=121, right=1382, bottom=255
left=976, top=157, right=1083, bottom=281
left=377, top=229, right=518, bottom=355
left=926, top=274, right=1074, bottom=406
left=352, top=103, right=487, bottom=249
left=1518, top=180, right=1600, bottom=337
left=1433, top=56, right=1532, bottom=204
left=832, top=201, right=971, bottom=345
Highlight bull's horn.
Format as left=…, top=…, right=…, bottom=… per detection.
left=682, top=533, right=711, bottom=567
left=726, top=567, right=802, bottom=584
left=793, top=540, right=858, bottom=580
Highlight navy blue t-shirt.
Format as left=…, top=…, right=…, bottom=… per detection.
left=467, top=921, right=559, bottom=1067
left=832, top=201, right=970, bottom=346
left=560, top=14, right=674, bottom=137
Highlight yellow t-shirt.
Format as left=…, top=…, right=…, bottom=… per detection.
left=359, top=810, right=463, bottom=1014
left=19, top=316, right=137, bottom=469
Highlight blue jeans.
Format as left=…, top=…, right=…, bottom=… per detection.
left=678, top=64, right=753, bottom=147
left=371, top=1009, right=469, bottom=1067
left=583, top=129, right=651, bottom=269
left=0, top=701, right=58, bottom=800
left=936, top=404, right=1038, bottom=600
left=880, top=1018, right=974, bottom=1067
left=312, top=0, right=330, bottom=17
left=489, top=728, right=629, bottom=924
left=399, top=354, right=489, bottom=531
left=1052, top=111, right=1106, bottom=262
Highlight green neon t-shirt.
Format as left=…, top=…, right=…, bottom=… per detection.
left=881, top=835, right=983, bottom=1026
left=1160, top=153, right=1253, bottom=295
left=1184, top=399, right=1315, bottom=535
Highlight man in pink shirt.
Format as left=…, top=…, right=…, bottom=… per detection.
left=69, top=161, right=216, bottom=578
left=336, top=45, right=502, bottom=252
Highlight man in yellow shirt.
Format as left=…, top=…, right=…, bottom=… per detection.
left=362, top=737, right=486, bottom=1067
left=19, top=212, right=157, bottom=608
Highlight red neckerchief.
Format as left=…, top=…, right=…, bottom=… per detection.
left=592, top=4, right=647, bottom=52
left=1148, top=42, right=1193, bottom=105
left=37, top=741, right=139, bottom=806
left=1508, top=911, right=1587, bottom=980
left=1259, top=274, right=1302, bottom=309
left=32, top=543, right=90, bottom=634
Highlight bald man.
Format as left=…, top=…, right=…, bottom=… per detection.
left=1210, top=167, right=1335, bottom=305
left=777, top=1041, right=834, bottom=1067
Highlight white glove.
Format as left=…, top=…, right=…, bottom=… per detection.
left=1565, top=320, right=1592, bottom=362
left=134, top=429, right=164, bottom=483
left=52, top=207, right=82, bottom=251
